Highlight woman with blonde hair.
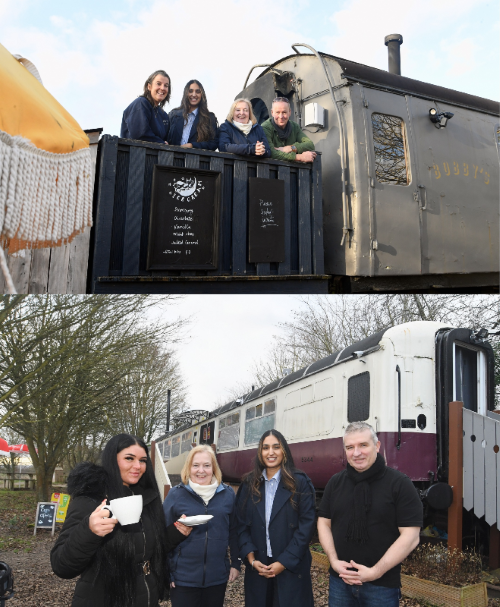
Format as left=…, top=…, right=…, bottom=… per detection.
left=218, top=98, right=271, bottom=157
left=163, top=444, right=240, bottom=607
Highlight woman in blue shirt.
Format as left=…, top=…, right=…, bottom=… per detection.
left=219, top=98, right=271, bottom=157
left=236, top=429, right=315, bottom=607
left=121, top=70, right=171, bottom=144
left=167, top=80, right=219, bottom=151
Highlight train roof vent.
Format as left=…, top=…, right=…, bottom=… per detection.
left=338, top=329, right=387, bottom=361
left=306, top=351, right=340, bottom=375
left=279, top=367, right=307, bottom=387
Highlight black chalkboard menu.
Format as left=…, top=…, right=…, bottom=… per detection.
left=248, top=177, right=285, bottom=263
left=147, top=166, right=221, bottom=270
left=34, top=502, right=56, bottom=536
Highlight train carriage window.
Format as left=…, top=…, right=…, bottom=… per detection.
left=181, top=431, right=193, bottom=454
left=200, top=421, right=215, bottom=445
left=371, top=113, right=410, bottom=185
left=244, top=399, right=276, bottom=445
left=219, top=411, right=241, bottom=450
left=454, top=343, right=486, bottom=415
left=171, top=435, right=181, bottom=458
left=348, top=372, right=370, bottom=422
left=158, top=442, right=164, bottom=457
left=164, top=440, right=171, bottom=460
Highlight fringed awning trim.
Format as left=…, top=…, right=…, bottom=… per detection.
left=0, top=130, right=93, bottom=254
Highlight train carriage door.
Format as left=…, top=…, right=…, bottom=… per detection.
left=362, top=88, right=422, bottom=275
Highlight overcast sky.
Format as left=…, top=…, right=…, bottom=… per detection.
left=1, top=0, right=497, bottom=137
left=154, top=295, right=305, bottom=412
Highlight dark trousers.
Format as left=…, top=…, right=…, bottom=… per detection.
left=170, top=583, right=227, bottom=607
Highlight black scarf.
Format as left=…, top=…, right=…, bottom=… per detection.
left=345, top=453, right=386, bottom=544
left=271, top=117, right=292, bottom=141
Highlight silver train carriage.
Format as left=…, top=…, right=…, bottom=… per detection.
left=233, top=38, right=499, bottom=293
left=156, top=321, right=495, bottom=501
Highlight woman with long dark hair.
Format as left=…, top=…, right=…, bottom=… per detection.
left=121, top=70, right=171, bottom=144
left=236, top=429, right=316, bottom=607
left=51, top=434, right=191, bottom=607
left=167, top=80, right=219, bottom=150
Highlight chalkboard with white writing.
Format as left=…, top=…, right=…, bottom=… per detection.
left=34, top=502, right=56, bottom=536
left=147, top=166, right=221, bottom=270
left=248, top=177, right=285, bottom=263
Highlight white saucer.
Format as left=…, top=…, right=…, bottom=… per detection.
left=177, top=515, right=213, bottom=526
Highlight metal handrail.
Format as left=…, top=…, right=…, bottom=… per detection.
left=243, top=64, right=271, bottom=90
left=291, top=43, right=351, bottom=245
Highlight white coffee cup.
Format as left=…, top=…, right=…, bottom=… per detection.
left=102, top=495, right=142, bottom=526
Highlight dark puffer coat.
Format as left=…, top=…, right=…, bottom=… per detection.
left=218, top=120, right=271, bottom=157
left=120, top=97, right=169, bottom=144
left=51, top=462, right=185, bottom=607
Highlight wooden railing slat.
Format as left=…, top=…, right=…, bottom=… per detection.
left=278, top=166, right=291, bottom=276
left=232, top=161, right=248, bottom=275
left=256, top=163, right=271, bottom=276
left=122, top=146, right=146, bottom=276
left=298, top=168, right=312, bottom=274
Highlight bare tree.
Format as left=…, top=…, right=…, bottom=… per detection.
left=244, top=294, right=500, bottom=389
left=0, top=295, right=188, bottom=500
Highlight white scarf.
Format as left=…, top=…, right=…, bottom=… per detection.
left=232, top=120, right=253, bottom=136
left=188, top=477, right=219, bottom=504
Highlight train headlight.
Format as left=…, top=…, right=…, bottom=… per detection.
left=429, top=108, right=454, bottom=129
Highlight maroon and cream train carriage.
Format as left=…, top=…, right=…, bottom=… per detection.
left=157, top=321, right=495, bottom=495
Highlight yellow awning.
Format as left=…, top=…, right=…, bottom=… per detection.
left=0, top=42, right=89, bottom=153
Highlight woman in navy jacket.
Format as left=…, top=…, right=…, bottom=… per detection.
left=120, top=70, right=171, bottom=144
left=236, top=429, right=316, bottom=607
left=163, top=444, right=240, bottom=607
left=167, top=80, right=219, bottom=151
left=219, top=98, right=271, bottom=157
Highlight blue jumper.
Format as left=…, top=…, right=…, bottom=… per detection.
left=120, top=97, right=169, bottom=144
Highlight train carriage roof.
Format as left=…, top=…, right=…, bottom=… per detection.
left=257, top=52, right=499, bottom=116
left=156, top=322, right=458, bottom=442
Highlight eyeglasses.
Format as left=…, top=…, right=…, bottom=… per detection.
left=272, top=97, right=290, bottom=104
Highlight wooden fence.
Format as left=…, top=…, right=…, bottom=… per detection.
left=91, top=136, right=327, bottom=294
left=463, top=408, right=500, bottom=527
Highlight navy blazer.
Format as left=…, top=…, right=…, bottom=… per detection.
left=167, top=108, right=219, bottom=150
left=218, top=120, right=271, bottom=157
left=120, top=97, right=169, bottom=144
left=236, top=471, right=315, bottom=607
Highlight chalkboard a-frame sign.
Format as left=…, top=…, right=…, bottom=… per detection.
left=248, top=177, right=285, bottom=263
left=147, top=166, right=221, bottom=271
left=34, top=502, right=56, bottom=536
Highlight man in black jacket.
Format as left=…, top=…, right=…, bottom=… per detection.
left=317, top=422, right=422, bottom=607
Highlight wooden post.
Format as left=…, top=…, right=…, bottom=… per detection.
left=448, top=401, right=463, bottom=551
left=151, top=440, right=156, bottom=470
left=490, top=525, right=500, bottom=570
left=164, top=485, right=171, bottom=499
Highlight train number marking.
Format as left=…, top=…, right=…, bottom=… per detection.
left=301, top=457, right=314, bottom=462
left=432, top=161, right=489, bottom=185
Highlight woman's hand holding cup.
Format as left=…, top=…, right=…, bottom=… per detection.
left=89, top=499, right=118, bottom=537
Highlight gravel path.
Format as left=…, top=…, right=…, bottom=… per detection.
left=1, top=528, right=498, bottom=606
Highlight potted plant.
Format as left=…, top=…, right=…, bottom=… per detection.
left=401, top=544, right=487, bottom=607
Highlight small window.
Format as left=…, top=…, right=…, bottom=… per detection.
left=171, top=435, right=181, bottom=458
left=264, top=399, right=275, bottom=415
left=164, top=440, right=171, bottom=459
left=244, top=401, right=276, bottom=445
left=200, top=422, right=215, bottom=444
left=219, top=411, right=241, bottom=450
left=348, top=372, right=370, bottom=422
left=246, top=407, right=256, bottom=420
left=181, top=431, right=192, bottom=454
left=371, top=113, right=410, bottom=185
